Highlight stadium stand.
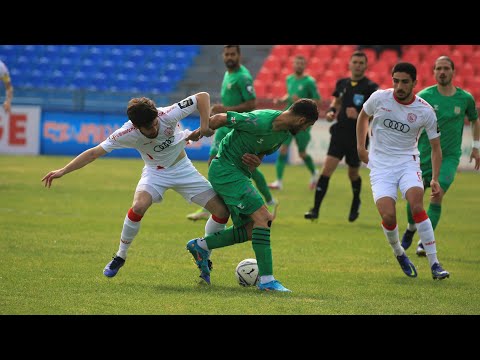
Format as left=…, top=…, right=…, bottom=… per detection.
left=254, top=45, right=480, bottom=113
left=0, top=45, right=201, bottom=112
left=3, top=44, right=480, bottom=113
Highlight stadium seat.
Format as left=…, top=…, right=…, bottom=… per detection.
left=254, top=79, right=267, bottom=98
left=361, top=47, right=378, bottom=64
left=312, top=45, right=334, bottom=61
left=270, top=45, right=291, bottom=59
left=262, top=55, right=283, bottom=74
left=269, top=80, right=286, bottom=98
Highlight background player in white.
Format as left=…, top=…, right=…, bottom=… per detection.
left=41, top=92, right=230, bottom=283
left=0, top=60, right=14, bottom=113
left=356, top=62, right=449, bottom=280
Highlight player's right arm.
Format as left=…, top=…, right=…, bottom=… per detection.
left=41, top=145, right=107, bottom=188
left=325, top=96, right=341, bottom=122
left=326, top=79, right=343, bottom=122
left=356, top=108, right=370, bottom=164
left=208, top=113, right=228, bottom=130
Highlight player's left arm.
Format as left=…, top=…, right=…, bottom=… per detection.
left=429, top=137, right=442, bottom=198
left=470, top=118, right=480, bottom=170
left=2, top=75, right=13, bottom=113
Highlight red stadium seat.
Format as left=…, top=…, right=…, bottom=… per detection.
left=262, top=55, right=283, bottom=74
left=270, top=45, right=291, bottom=59
left=362, top=48, right=378, bottom=65
left=401, top=48, right=422, bottom=65
left=256, top=68, right=274, bottom=83
left=312, top=46, right=334, bottom=61
left=269, top=80, right=286, bottom=98
left=254, top=79, right=268, bottom=98
left=293, top=45, right=314, bottom=59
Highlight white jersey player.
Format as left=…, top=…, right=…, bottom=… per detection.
left=356, top=62, right=449, bottom=281
left=0, top=60, right=13, bottom=113
left=42, top=92, right=230, bottom=284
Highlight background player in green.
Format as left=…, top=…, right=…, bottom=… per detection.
left=186, top=98, right=319, bottom=292
left=401, top=55, right=480, bottom=256
left=186, top=45, right=278, bottom=221
left=268, top=55, right=322, bottom=190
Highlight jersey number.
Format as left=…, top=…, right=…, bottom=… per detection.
left=178, top=98, right=194, bottom=109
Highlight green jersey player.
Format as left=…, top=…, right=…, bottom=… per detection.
left=401, top=56, right=480, bottom=256
left=269, top=55, right=322, bottom=191
left=186, top=98, right=319, bottom=291
left=187, top=45, right=277, bottom=221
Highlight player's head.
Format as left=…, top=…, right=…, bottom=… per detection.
left=349, top=50, right=368, bottom=79
left=288, top=98, right=319, bottom=135
left=433, top=55, right=455, bottom=87
left=293, top=55, right=306, bottom=75
left=223, top=45, right=241, bottom=70
left=391, top=62, right=417, bottom=102
left=127, top=97, right=160, bottom=139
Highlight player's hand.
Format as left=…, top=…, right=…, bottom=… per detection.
left=3, top=100, right=11, bottom=113
left=242, top=153, right=262, bottom=171
left=210, top=104, right=225, bottom=115
left=346, top=107, right=358, bottom=119
left=430, top=180, right=441, bottom=198
left=42, top=169, right=64, bottom=188
left=325, top=111, right=336, bottom=122
left=357, top=148, right=369, bottom=164
left=200, top=128, right=215, bottom=138
left=186, top=128, right=203, bottom=142
left=470, top=148, right=480, bottom=170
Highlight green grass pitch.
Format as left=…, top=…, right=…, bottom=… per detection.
left=1, top=154, right=479, bottom=315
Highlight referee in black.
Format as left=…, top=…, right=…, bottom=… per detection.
left=305, top=50, right=379, bottom=222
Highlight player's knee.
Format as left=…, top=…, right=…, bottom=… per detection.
left=208, top=196, right=229, bottom=218
left=131, top=203, right=148, bottom=216
left=410, top=203, right=425, bottom=216
left=381, top=213, right=396, bottom=227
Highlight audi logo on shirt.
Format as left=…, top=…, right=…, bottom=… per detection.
left=153, top=136, right=175, bottom=152
left=383, top=119, right=410, bottom=133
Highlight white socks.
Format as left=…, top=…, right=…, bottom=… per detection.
left=382, top=224, right=404, bottom=256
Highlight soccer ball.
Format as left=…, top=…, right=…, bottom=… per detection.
left=235, top=258, right=259, bottom=287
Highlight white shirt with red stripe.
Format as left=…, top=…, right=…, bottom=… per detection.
left=100, top=95, right=197, bottom=169
left=362, top=88, right=440, bottom=169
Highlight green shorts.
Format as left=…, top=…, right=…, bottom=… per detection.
left=421, top=155, right=460, bottom=192
left=209, top=127, right=231, bottom=157
left=282, top=128, right=311, bottom=152
left=208, top=158, right=264, bottom=227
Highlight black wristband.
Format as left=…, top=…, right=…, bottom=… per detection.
left=328, top=107, right=337, bottom=114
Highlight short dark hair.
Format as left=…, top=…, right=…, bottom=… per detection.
left=435, top=55, right=455, bottom=70
left=127, top=97, right=158, bottom=128
left=351, top=50, right=368, bottom=63
left=224, top=45, right=240, bottom=53
left=290, top=98, right=319, bottom=123
left=392, top=62, right=417, bottom=81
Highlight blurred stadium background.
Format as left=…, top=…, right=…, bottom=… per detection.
left=1, top=44, right=479, bottom=165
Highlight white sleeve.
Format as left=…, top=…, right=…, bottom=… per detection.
left=362, top=90, right=378, bottom=116
left=99, top=125, right=137, bottom=152
left=424, top=109, right=441, bottom=140
left=159, top=95, right=198, bottom=127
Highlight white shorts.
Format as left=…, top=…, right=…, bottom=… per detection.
left=369, top=157, right=424, bottom=203
left=135, top=156, right=216, bottom=206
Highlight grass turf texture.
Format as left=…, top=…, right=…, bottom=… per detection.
left=1, top=154, right=479, bottom=315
